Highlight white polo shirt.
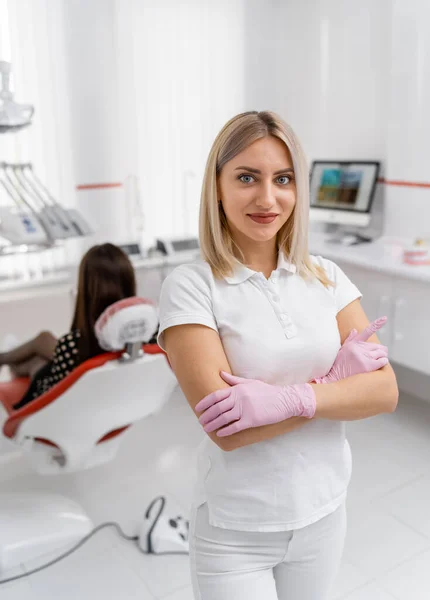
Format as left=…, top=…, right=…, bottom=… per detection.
left=158, top=252, right=362, bottom=532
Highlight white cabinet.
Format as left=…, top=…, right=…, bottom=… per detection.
left=0, top=284, right=73, bottom=343
left=335, top=261, right=430, bottom=376
left=335, top=261, right=395, bottom=346
left=390, top=278, right=430, bottom=374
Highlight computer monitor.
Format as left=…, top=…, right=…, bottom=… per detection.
left=309, top=161, right=380, bottom=228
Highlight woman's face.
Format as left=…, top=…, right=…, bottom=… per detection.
left=218, top=136, right=296, bottom=247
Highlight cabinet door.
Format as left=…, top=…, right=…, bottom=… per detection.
left=390, top=278, right=430, bottom=375
left=335, top=262, right=394, bottom=346
left=0, top=284, right=73, bottom=342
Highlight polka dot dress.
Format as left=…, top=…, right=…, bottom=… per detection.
left=14, top=330, right=81, bottom=409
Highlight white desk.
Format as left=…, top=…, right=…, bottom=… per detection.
left=309, top=233, right=430, bottom=284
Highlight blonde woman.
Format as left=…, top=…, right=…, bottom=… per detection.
left=157, top=111, right=398, bottom=600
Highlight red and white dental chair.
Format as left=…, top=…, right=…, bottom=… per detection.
left=0, top=297, right=177, bottom=573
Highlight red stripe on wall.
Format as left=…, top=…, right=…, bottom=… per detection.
left=378, top=178, right=430, bottom=189
left=76, top=179, right=430, bottom=191
left=76, top=182, right=123, bottom=190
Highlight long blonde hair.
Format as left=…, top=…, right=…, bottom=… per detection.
left=199, top=110, right=333, bottom=287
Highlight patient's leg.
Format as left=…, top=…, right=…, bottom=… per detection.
left=0, top=331, right=58, bottom=367
left=9, top=356, right=49, bottom=379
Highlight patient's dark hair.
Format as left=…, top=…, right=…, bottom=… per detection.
left=71, top=243, right=136, bottom=361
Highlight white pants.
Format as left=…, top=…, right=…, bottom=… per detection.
left=189, top=502, right=346, bottom=600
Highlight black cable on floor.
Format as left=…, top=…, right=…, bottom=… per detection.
left=0, top=521, right=188, bottom=586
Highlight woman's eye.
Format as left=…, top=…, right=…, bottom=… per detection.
left=239, top=174, right=255, bottom=184
left=277, top=176, right=291, bottom=185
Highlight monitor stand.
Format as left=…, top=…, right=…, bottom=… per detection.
left=325, top=224, right=373, bottom=246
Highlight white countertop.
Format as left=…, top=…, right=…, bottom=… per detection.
left=0, top=270, right=72, bottom=299
left=1, top=238, right=429, bottom=298
left=309, top=233, right=430, bottom=284
left=0, top=250, right=201, bottom=297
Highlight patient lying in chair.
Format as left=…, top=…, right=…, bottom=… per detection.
left=0, top=243, right=158, bottom=409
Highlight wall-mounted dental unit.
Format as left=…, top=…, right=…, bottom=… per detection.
left=0, top=60, right=33, bottom=133
left=0, top=61, right=92, bottom=254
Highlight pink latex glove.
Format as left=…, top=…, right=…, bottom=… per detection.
left=195, top=375, right=316, bottom=437
left=314, top=316, right=389, bottom=384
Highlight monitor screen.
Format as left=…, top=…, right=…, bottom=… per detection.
left=171, top=238, right=199, bottom=252
left=310, top=161, right=380, bottom=213
left=119, top=243, right=141, bottom=257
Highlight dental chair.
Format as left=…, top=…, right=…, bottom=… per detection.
left=0, top=297, right=177, bottom=573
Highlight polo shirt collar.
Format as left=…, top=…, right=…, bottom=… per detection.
left=225, top=251, right=297, bottom=284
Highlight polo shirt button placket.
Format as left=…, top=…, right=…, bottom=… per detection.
left=277, top=309, right=296, bottom=338
left=268, top=282, right=279, bottom=302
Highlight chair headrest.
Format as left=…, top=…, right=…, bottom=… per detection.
left=95, top=297, right=158, bottom=351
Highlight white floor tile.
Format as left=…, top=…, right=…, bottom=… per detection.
left=346, top=413, right=430, bottom=505
left=331, top=559, right=370, bottom=599
left=0, top=562, right=26, bottom=585
left=114, top=535, right=192, bottom=598
left=378, top=549, right=430, bottom=600
left=0, top=580, right=33, bottom=600
left=25, top=528, right=154, bottom=600
left=375, top=475, right=430, bottom=540
left=162, top=585, right=194, bottom=600
left=21, top=527, right=116, bottom=573
left=340, top=581, right=396, bottom=599
left=343, top=504, right=430, bottom=579
left=0, top=564, right=32, bottom=599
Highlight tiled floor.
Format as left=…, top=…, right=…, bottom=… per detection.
left=1, top=386, right=430, bottom=599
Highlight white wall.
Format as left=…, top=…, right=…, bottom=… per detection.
left=245, top=0, right=430, bottom=242
left=2, top=0, right=247, bottom=251
left=0, top=0, right=75, bottom=210
left=129, top=0, right=247, bottom=244
left=383, top=0, right=430, bottom=240
left=246, top=0, right=392, bottom=162
left=61, top=0, right=247, bottom=248
left=3, top=0, right=430, bottom=246
left=60, top=0, right=130, bottom=252
left=0, top=0, right=78, bottom=270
